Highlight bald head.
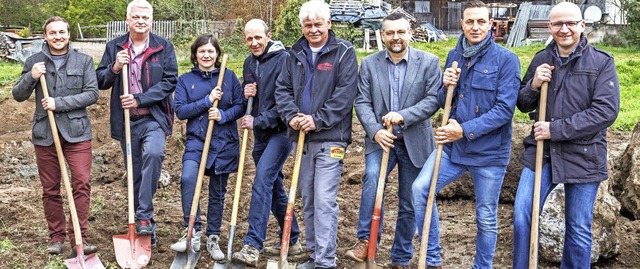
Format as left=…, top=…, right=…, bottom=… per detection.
left=244, top=19, right=272, bottom=57
left=550, top=2, right=582, bottom=20
left=548, top=1, right=585, bottom=57
left=244, top=19, right=270, bottom=35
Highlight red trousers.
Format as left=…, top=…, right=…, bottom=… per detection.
left=34, top=138, right=92, bottom=246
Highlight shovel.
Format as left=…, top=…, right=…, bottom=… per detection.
left=39, top=76, right=105, bottom=269
left=364, top=125, right=394, bottom=269
left=266, top=125, right=305, bottom=269
left=171, top=54, right=229, bottom=269
left=113, top=64, right=152, bottom=269
left=528, top=81, right=549, bottom=269
left=417, top=61, right=458, bottom=269
left=213, top=97, right=254, bottom=269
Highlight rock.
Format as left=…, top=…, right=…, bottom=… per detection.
left=617, top=122, right=640, bottom=220
left=539, top=182, right=620, bottom=263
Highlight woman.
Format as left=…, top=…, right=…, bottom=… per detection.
left=170, top=34, right=244, bottom=261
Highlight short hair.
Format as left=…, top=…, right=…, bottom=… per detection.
left=127, top=0, right=154, bottom=19
left=190, top=34, right=222, bottom=68
left=299, top=0, right=331, bottom=26
left=245, top=19, right=270, bottom=35
left=382, top=13, right=411, bottom=31
left=43, top=16, right=70, bottom=32
left=463, top=0, right=488, bottom=13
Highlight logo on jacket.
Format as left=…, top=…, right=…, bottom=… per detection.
left=151, top=57, right=159, bottom=63
left=317, top=62, right=333, bottom=71
left=329, top=147, right=344, bottom=159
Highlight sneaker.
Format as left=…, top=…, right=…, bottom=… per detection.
left=345, top=239, right=368, bottom=262
left=136, top=219, right=153, bottom=235
left=70, top=243, right=98, bottom=258
left=296, top=258, right=315, bottom=269
left=170, top=228, right=201, bottom=252
left=262, top=240, right=303, bottom=256
left=206, top=235, right=224, bottom=261
left=46, top=241, right=63, bottom=255
left=231, top=244, right=260, bottom=267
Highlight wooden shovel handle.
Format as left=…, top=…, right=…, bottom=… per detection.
left=529, top=81, right=549, bottom=269
left=121, top=64, right=137, bottom=225
left=418, top=61, right=458, bottom=269
left=280, top=127, right=306, bottom=269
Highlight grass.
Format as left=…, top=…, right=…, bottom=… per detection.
left=0, top=38, right=638, bottom=130
left=0, top=239, right=15, bottom=254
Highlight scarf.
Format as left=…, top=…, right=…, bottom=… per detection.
left=461, top=31, right=492, bottom=58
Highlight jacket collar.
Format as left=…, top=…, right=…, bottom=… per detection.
left=454, top=31, right=495, bottom=59
left=544, top=33, right=588, bottom=65
left=252, top=40, right=286, bottom=62
left=292, top=29, right=339, bottom=55
left=115, top=32, right=163, bottom=51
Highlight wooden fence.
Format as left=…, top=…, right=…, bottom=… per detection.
left=104, top=20, right=236, bottom=42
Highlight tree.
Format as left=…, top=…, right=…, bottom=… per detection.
left=273, top=0, right=306, bottom=46
left=623, top=0, right=640, bottom=45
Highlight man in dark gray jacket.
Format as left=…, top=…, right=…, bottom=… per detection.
left=512, top=2, right=620, bottom=268
left=12, top=16, right=99, bottom=256
left=275, top=1, right=358, bottom=268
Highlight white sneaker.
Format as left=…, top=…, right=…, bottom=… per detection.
left=207, top=234, right=224, bottom=261
left=170, top=228, right=201, bottom=252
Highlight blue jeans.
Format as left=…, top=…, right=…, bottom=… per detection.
left=179, top=159, right=229, bottom=236
left=412, top=151, right=506, bottom=268
left=120, top=117, right=165, bottom=242
left=513, top=164, right=600, bottom=269
left=356, top=142, right=419, bottom=265
left=243, top=133, right=300, bottom=250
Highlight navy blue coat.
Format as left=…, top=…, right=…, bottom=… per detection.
left=518, top=35, right=620, bottom=183
left=174, top=67, right=244, bottom=175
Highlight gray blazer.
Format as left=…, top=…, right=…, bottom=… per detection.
left=12, top=43, right=99, bottom=146
left=355, top=46, right=441, bottom=167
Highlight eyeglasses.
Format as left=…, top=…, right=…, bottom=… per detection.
left=549, top=20, right=582, bottom=30
left=384, top=30, right=409, bottom=37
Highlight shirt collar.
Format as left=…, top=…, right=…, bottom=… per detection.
left=385, top=48, right=410, bottom=64
left=128, top=37, right=150, bottom=57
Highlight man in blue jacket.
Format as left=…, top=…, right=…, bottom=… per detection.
left=96, top=0, right=178, bottom=248
left=275, top=1, right=358, bottom=268
left=231, top=19, right=302, bottom=267
left=411, top=1, right=521, bottom=268
left=512, top=2, right=620, bottom=268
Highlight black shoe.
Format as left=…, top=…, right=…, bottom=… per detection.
left=136, top=219, right=154, bottom=235
left=46, top=241, right=63, bottom=255
left=70, top=243, right=98, bottom=258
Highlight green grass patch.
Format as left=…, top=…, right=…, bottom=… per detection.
left=0, top=239, right=15, bottom=254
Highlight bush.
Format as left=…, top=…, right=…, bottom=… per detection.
left=273, top=0, right=306, bottom=47
left=600, top=32, right=631, bottom=47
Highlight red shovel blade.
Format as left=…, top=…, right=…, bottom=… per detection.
left=64, top=253, right=105, bottom=269
left=113, top=232, right=152, bottom=269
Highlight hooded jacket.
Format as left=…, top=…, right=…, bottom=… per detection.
left=242, top=40, right=289, bottom=141
left=518, top=35, right=620, bottom=183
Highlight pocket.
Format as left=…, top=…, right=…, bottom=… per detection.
left=560, top=142, right=597, bottom=175
left=66, top=69, right=83, bottom=90
left=67, top=110, right=88, bottom=137
left=32, top=114, right=49, bottom=139
left=471, top=64, right=498, bottom=91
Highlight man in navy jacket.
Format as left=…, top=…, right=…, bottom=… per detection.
left=275, top=1, right=358, bottom=268
left=95, top=0, right=178, bottom=248
left=411, top=1, right=521, bottom=268
left=512, top=2, right=620, bottom=268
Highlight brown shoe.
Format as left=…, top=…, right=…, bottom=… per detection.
left=345, top=239, right=368, bottom=262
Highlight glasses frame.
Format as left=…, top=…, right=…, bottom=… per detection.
left=548, top=20, right=583, bottom=30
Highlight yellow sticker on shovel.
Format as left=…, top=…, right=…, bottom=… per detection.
left=330, top=147, right=345, bottom=159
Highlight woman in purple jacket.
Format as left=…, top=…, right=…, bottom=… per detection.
left=170, top=34, right=244, bottom=261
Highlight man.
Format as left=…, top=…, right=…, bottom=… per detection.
left=275, top=1, right=358, bottom=268
left=12, top=16, right=99, bottom=256
left=411, top=1, right=521, bottom=268
left=96, top=0, right=178, bottom=248
left=512, top=2, right=620, bottom=268
left=346, top=13, right=441, bottom=269
left=230, top=19, right=302, bottom=267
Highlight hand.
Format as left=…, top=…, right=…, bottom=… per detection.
left=244, top=83, right=257, bottom=99
left=120, top=94, right=138, bottom=109
left=31, top=62, right=46, bottom=79
left=241, top=115, right=254, bottom=129
left=382, top=112, right=403, bottom=126
left=41, top=97, right=56, bottom=111
left=435, top=119, right=463, bottom=144
left=289, top=114, right=304, bottom=131
left=531, top=64, right=555, bottom=89
left=112, top=50, right=130, bottom=73
left=533, top=121, right=551, bottom=140
left=209, top=108, right=222, bottom=121
left=374, top=127, right=396, bottom=152
left=442, top=67, right=461, bottom=88
left=209, top=87, right=223, bottom=103
left=298, top=115, right=316, bottom=132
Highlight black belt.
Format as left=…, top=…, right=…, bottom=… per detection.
left=130, top=114, right=152, bottom=122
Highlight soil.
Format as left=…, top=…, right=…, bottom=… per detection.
left=0, top=42, right=639, bottom=269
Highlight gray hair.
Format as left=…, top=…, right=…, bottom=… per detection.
left=127, top=0, right=153, bottom=19
left=299, top=0, right=331, bottom=26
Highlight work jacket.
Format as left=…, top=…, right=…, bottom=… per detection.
left=275, top=30, right=358, bottom=143
left=440, top=34, right=521, bottom=167
left=13, top=43, right=98, bottom=146
left=518, top=35, right=620, bottom=183
left=242, top=40, right=289, bottom=141
left=96, top=32, right=178, bottom=140
left=174, top=67, right=244, bottom=175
